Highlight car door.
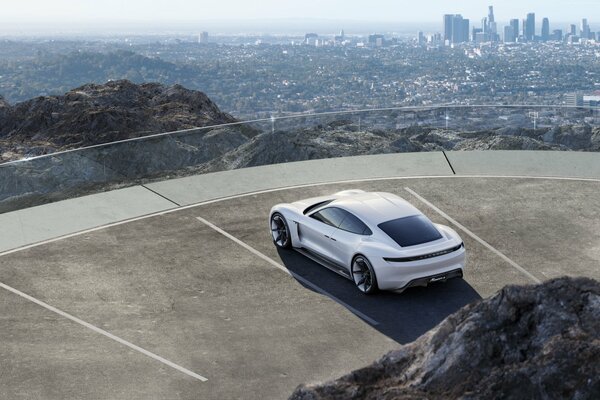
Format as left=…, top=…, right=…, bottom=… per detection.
left=300, top=207, right=346, bottom=261
left=328, top=210, right=373, bottom=271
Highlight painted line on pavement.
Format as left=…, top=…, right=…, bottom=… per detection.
left=404, top=187, right=541, bottom=284
left=0, top=281, right=208, bottom=382
left=195, top=216, right=380, bottom=326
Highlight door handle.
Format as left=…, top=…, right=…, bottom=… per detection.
left=324, top=235, right=336, bottom=241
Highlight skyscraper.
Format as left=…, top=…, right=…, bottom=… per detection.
left=462, top=18, right=470, bottom=43
left=581, top=19, right=591, bottom=39
left=198, top=31, right=209, bottom=43
left=487, top=6, right=497, bottom=40
left=541, top=18, right=550, bottom=42
left=525, top=13, right=535, bottom=41
left=504, top=25, right=516, bottom=43
left=488, top=6, right=495, bottom=25
left=452, top=15, right=466, bottom=43
left=570, top=24, right=577, bottom=36
left=444, top=14, right=469, bottom=44
left=510, top=19, right=520, bottom=40
left=444, top=14, right=454, bottom=43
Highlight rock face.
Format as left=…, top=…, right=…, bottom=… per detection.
left=0, top=80, right=235, bottom=162
left=290, top=277, right=600, bottom=400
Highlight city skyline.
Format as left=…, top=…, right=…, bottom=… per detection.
left=0, top=0, right=597, bottom=25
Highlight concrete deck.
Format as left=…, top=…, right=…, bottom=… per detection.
left=1, top=151, right=600, bottom=399
left=3, top=150, right=600, bottom=254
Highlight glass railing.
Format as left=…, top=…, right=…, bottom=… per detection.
left=1, top=105, right=598, bottom=214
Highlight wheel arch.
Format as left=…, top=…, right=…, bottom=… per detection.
left=270, top=205, right=302, bottom=247
left=350, top=252, right=379, bottom=293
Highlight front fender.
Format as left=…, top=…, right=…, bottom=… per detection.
left=270, top=204, right=303, bottom=247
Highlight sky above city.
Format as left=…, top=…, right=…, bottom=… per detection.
left=0, top=0, right=597, bottom=32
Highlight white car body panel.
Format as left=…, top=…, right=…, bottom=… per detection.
left=270, top=190, right=466, bottom=292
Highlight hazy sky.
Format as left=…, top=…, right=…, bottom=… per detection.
left=0, top=1, right=597, bottom=32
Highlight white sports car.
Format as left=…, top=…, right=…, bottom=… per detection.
left=269, top=190, right=465, bottom=294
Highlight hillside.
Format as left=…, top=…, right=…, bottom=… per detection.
left=0, top=80, right=235, bottom=162
left=1, top=82, right=599, bottom=213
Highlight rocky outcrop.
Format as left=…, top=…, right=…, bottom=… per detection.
left=0, top=80, right=235, bottom=162
left=290, top=277, right=600, bottom=400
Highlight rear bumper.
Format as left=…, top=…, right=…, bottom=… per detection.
left=400, top=268, right=463, bottom=291
left=373, top=248, right=466, bottom=291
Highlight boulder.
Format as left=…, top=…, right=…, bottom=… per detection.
left=290, top=277, right=600, bottom=400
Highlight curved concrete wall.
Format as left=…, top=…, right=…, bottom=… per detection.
left=1, top=151, right=599, bottom=253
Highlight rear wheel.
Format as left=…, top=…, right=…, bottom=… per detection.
left=351, top=256, right=378, bottom=294
left=270, top=213, right=291, bottom=249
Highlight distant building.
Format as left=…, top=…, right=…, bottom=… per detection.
left=570, top=24, right=577, bottom=36
left=444, top=14, right=469, bottom=44
left=510, top=19, right=520, bottom=41
left=444, top=14, right=454, bottom=43
left=418, top=31, right=426, bottom=45
left=334, top=29, right=345, bottom=43
left=568, top=92, right=600, bottom=107
left=541, top=18, right=550, bottom=42
left=583, top=96, right=600, bottom=107
left=368, top=34, right=385, bottom=47
left=486, top=6, right=498, bottom=41
left=581, top=19, right=591, bottom=40
left=552, top=29, right=563, bottom=42
left=504, top=25, right=516, bottom=43
left=198, top=32, right=209, bottom=44
left=475, top=32, right=489, bottom=44
left=567, top=93, right=584, bottom=107
left=525, top=13, right=535, bottom=41
left=429, top=33, right=443, bottom=45
left=304, top=33, right=318, bottom=46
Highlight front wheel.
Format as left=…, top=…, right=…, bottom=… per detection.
left=351, top=256, right=378, bottom=294
left=270, top=213, right=292, bottom=249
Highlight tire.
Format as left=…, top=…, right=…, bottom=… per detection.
left=270, top=212, right=292, bottom=249
left=351, top=255, right=378, bottom=294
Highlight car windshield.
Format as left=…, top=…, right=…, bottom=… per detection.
left=378, top=215, right=443, bottom=247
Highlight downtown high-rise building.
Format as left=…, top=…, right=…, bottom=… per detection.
left=541, top=18, right=550, bottom=41
left=510, top=19, right=520, bottom=40
left=504, top=25, right=516, bottom=43
left=570, top=24, right=577, bottom=36
left=444, top=14, right=470, bottom=44
left=525, top=13, right=536, bottom=41
left=581, top=19, right=591, bottom=39
left=444, top=14, right=454, bottom=43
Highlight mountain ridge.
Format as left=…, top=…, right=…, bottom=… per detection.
left=0, top=80, right=235, bottom=162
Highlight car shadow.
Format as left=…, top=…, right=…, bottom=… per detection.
left=276, top=248, right=482, bottom=344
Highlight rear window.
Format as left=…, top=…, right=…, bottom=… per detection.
left=378, top=215, right=443, bottom=247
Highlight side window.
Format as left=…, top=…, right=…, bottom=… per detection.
left=310, top=207, right=346, bottom=228
left=338, top=210, right=372, bottom=235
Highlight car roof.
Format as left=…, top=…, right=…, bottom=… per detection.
left=329, top=192, right=422, bottom=226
